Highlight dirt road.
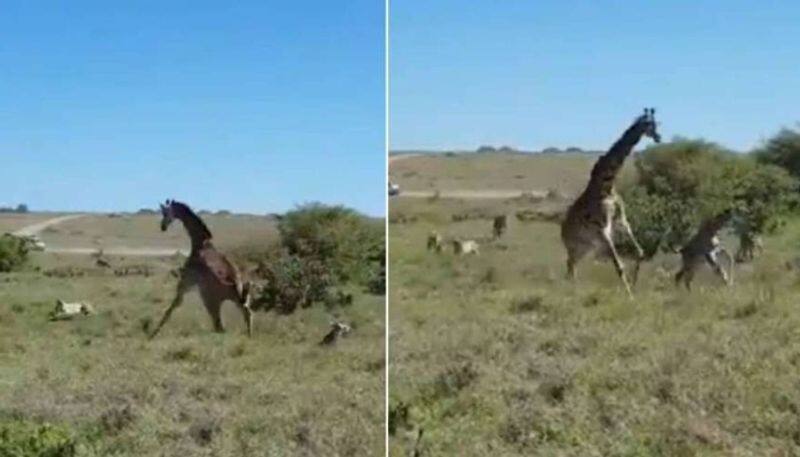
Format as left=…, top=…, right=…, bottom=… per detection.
left=12, top=214, right=86, bottom=237
left=13, top=214, right=188, bottom=257
left=46, top=247, right=189, bottom=257
left=388, top=153, right=421, bottom=164
left=394, top=189, right=549, bottom=200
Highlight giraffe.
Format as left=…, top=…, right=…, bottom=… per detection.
left=732, top=216, right=763, bottom=263
left=560, top=108, right=661, bottom=296
left=149, top=199, right=253, bottom=338
left=674, top=209, right=734, bottom=290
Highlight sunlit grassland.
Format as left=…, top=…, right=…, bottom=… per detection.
left=389, top=195, right=800, bottom=456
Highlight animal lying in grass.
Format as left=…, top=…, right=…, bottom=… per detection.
left=319, top=321, right=352, bottom=346
left=452, top=239, right=480, bottom=256
left=49, top=300, right=95, bottom=321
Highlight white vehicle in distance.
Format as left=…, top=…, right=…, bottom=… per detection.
left=388, top=182, right=400, bottom=196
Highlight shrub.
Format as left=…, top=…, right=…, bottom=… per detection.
left=754, top=127, right=800, bottom=182
left=278, top=203, right=384, bottom=286
left=621, top=139, right=798, bottom=255
left=0, top=235, right=29, bottom=272
left=251, top=251, right=333, bottom=314
left=0, top=420, right=76, bottom=457
left=365, top=244, right=386, bottom=295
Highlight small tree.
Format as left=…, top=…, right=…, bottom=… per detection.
left=278, top=203, right=384, bottom=286
left=726, top=160, right=798, bottom=235
left=755, top=127, right=800, bottom=183
left=0, top=234, right=29, bottom=272
left=621, top=139, right=797, bottom=258
left=252, top=252, right=333, bottom=314
left=15, top=204, right=28, bottom=213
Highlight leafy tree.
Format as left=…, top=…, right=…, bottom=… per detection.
left=725, top=159, right=798, bottom=235
left=278, top=203, right=384, bottom=286
left=252, top=252, right=332, bottom=314
left=754, top=127, right=800, bottom=182
left=619, top=139, right=797, bottom=257
left=0, top=234, right=29, bottom=272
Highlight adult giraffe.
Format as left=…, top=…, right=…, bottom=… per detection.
left=149, top=199, right=253, bottom=338
left=561, top=108, right=661, bottom=296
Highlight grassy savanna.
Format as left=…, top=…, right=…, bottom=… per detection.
left=0, top=213, right=385, bottom=456
left=36, top=213, right=277, bottom=252
left=389, top=154, right=800, bottom=456
left=0, top=213, right=67, bottom=234
left=390, top=152, right=597, bottom=194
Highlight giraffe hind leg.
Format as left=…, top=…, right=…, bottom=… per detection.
left=565, top=240, right=592, bottom=280
left=200, top=292, right=225, bottom=333
left=236, top=287, right=254, bottom=337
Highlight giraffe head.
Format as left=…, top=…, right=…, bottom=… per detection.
left=638, top=108, right=661, bottom=143
left=159, top=199, right=176, bottom=232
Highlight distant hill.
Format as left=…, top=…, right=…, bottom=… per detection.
left=390, top=145, right=603, bottom=157
left=388, top=150, right=607, bottom=197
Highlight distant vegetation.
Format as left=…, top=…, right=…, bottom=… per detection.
left=392, top=145, right=599, bottom=157
left=0, top=203, right=29, bottom=213
left=755, top=126, right=800, bottom=183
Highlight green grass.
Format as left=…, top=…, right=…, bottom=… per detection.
left=389, top=197, right=800, bottom=456
left=0, top=251, right=384, bottom=456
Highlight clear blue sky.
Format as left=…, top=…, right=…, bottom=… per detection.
left=391, top=1, right=800, bottom=153
left=0, top=1, right=384, bottom=216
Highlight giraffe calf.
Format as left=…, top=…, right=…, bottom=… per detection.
left=674, top=211, right=734, bottom=290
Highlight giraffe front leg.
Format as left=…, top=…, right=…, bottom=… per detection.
left=615, top=199, right=644, bottom=259
left=707, top=249, right=733, bottom=286
left=600, top=230, right=633, bottom=298
left=675, top=263, right=694, bottom=290
left=150, top=275, right=193, bottom=339
left=205, top=298, right=225, bottom=333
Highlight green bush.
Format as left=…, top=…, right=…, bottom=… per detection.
left=0, top=235, right=29, bottom=272
left=755, top=127, right=800, bottom=182
left=278, top=203, right=384, bottom=286
left=251, top=251, right=333, bottom=314
left=620, top=139, right=797, bottom=255
left=365, top=244, right=386, bottom=295
left=0, top=421, right=76, bottom=457
left=725, top=159, right=798, bottom=234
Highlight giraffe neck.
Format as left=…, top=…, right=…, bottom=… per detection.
left=172, top=202, right=213, bottom=251
left=698, top=212, right=731, bottom=241
left=588, top=121, right=648, bottom=196
left=709, top=217, right=729, bottom=234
